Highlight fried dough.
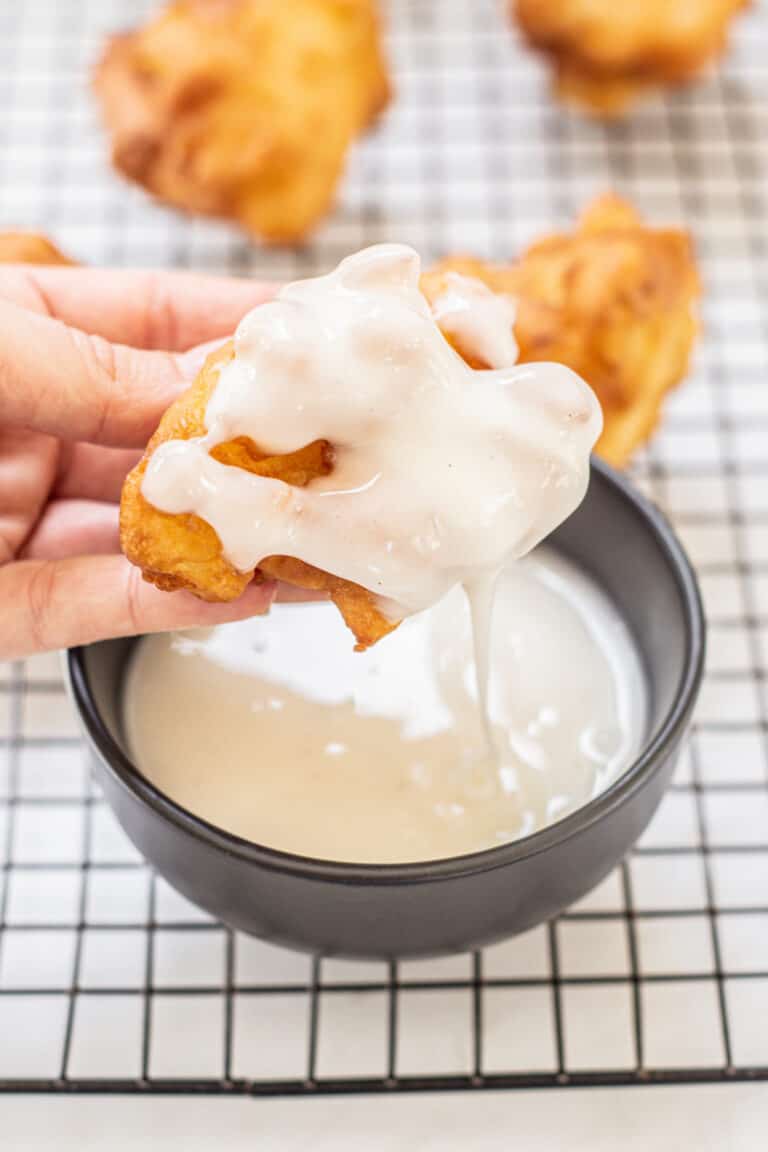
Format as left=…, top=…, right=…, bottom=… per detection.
left=421, top=194, right=699, bottom=466
left=0, top=232, right=74, bottom=265
left=123, top=195, right=697, bottom=646
left=513, top=0, right=749, bottom=116
left=120, top=342, right=398, bottom=649
left=94, top=0, right=390, bottom=243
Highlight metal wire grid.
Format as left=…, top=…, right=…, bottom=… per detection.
left=1, top=0, right=768, bottom=1095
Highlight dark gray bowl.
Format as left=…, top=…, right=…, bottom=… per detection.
left=66, top=460, right=704, bottom=959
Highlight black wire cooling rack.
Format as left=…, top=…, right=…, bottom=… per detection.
left=1, top=0, right=768, bottom=1096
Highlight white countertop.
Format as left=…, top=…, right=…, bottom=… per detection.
left=4, top=1085, right=768, bottom=1151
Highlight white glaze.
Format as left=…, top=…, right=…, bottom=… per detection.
left=124, top=549, right=647, bottom=864
left=429, top=271, right=518, bottom=368
left=142, top=245, right=601, bottom=622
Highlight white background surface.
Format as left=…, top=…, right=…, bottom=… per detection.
left=4, top=1086, right=768, bottom=1151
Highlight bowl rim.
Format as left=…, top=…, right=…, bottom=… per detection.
left=67, top=458, right=706, bottom=886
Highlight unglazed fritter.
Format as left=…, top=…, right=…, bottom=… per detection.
left=0, top=232, right=74, bottom=265
left=513, top=0, right=749, bottom=116
left=421, top=194, right=700, bottom=467
left=94, top=0, right=390, bottom=243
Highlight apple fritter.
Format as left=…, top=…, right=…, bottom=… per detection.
left=120, top=342, right=398, bottom=650
left=421, top=194, right=700, bottom=467
left=94, top=0, right=390, bottom=244
left=512, top=0, right=749, bottom=116
left=123, top=196, right=696, bottom=646
left=0, top=232, right=73, bottom=265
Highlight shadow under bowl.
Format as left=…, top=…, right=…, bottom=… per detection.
left=66, top=460, right=705, bottom=959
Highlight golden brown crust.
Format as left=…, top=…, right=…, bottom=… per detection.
left=421, top=193, right=700, bottom=467
left=123, top=193, right=699, bottom=645
left=94, top=0, right=390, bottom=243
left=120, top=342, right=398, bottom=650
left=0, top=232, right=74, bottom=265
left=418, top=257, right=502, bottom=369
left=513, top=0, right=749, bottom=116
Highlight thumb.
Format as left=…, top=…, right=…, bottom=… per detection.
left=0, top=555, right=276, bottom=661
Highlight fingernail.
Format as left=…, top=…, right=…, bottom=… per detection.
left=180, top=339, right=227, bottom=380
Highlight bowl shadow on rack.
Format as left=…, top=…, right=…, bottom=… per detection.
left=66, top=459, right=705, bottom=960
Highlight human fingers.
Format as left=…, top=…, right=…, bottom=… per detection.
left=0, top=298, right=191, bottom=446
left=55, top=444, right=142, bottom=502
left=274, top=584, right=329, bottom=603
left=0, top=426, right=58, bottom=562
left=20, top=500, right=120, bottom=560
left=0, top=265, right=276, bottom=350
left=177, top=337, right=228, bottom=380
left=0, top=555, right=277, bottom=661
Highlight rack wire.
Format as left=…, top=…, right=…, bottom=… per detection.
left=1, top=0, right=768, bottom=1096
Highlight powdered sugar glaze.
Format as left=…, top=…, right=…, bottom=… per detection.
left=142, top=245, right=602, bottom=624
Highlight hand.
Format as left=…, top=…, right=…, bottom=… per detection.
left=0, top=264, right=281, bottom=661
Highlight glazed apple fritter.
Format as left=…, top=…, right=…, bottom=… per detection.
left=121, top=195, right=698, bottom=647
left=94, top=0, right=390, bottom=244
left=421, top=194, right=700, bottom=468
left=513, top=0, right=749, bottom=116
left=0, top=232, right=73, bottom=265
left=120, top=342, right=399, bottom=650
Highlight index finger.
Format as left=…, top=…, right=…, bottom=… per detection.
left=0, top=265, right=276, bottom=350
left=0, top=298, right=188, bottom=446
